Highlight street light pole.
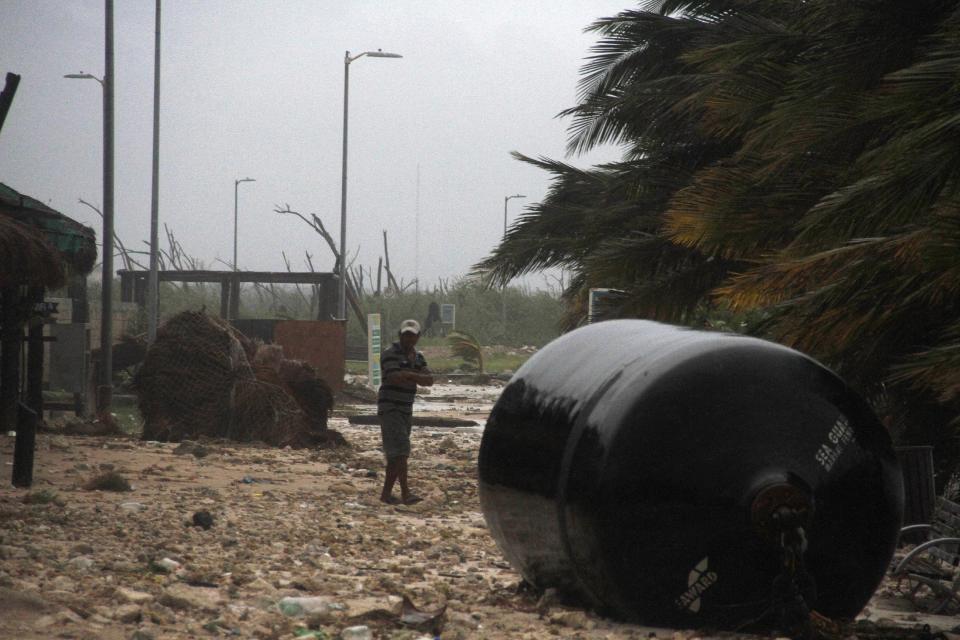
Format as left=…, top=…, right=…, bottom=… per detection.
left=233, top=177, right=255, bottom=272
left=338, top=49, right=402, bottom=322
left=100, top=0, right=114, bottom=415
left=146, top=0, right=161, bottom=344
left=502, top=194, right=525, bottom=333
left=65, top=0, right=114, bottom=414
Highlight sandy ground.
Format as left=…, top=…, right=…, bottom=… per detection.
left=0, top=383, right=956, bottom=640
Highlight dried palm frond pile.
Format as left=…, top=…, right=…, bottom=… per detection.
left=136, top=311, right=339, bottom=448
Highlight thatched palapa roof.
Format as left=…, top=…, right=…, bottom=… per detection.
left=0, top=183, right=97, bottom=288
left=0, top=215, right=65, bottom=288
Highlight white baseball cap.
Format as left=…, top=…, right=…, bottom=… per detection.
left=400, top=319, right=421, bottom=335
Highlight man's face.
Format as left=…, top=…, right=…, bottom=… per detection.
left=400, top=331, right=419, bottom=350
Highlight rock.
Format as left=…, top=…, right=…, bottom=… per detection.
left=120, top=502, right=147, bottom=513
left=116, top=587, right=154, bottom=604
left=244, top=577, right=278, bottom=595
left=437, top=436, right=458, bottom=452
left=33, top=614, right=58, bottom=629
left=0, top=545, right=28, bottom=559
left=152, top=557, right=181, bottom=573
left=70, top=543, right=94, bottom=556
left=192, top=510, right=214, bottom=530
left=109, top=560, right=142, bottom=573
left=130, top=630, right=155, bottom=640
left=159, top=583, right=223, bottom=613
left=48, top=576, right=75, bottom=591
left=328, top=482, right=356, bottom=494
left=68, top=555, right=95, bottom=571
left=342, top=596, right=400, bottom=620
left=142, top=602, right=177, bottom=625
left=53, top=608, right=84, bottom=624
left=548, top=610, right=589, bottom=629
left=278, top=595, right=337, bottom=616
left=341, top=626, right=372, bottom=640
left=114, top=603, right=142, bottom=623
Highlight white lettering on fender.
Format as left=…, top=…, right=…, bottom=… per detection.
left=816, top=415, right=854, bottom=471
left=675, top=557, right=718, bottom=613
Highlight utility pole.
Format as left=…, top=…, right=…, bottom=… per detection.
left=146, top=0, right=161, bottom=343
left=99, top=0, right=116, bottom=414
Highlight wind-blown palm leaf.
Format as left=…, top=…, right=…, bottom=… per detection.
left=447, top=331, right=483, bottom=374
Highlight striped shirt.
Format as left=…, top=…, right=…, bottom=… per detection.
left=377, top=342, right=429, bottom=411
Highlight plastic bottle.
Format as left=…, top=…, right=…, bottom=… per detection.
left=340, top=626, right=372, bottom=640
left=278, top=596, right=334, bottom=616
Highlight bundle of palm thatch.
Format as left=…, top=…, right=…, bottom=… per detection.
left=136, top=311, right=336, bottom=447
left=251, top=344, right=335, bottom=436
left=136, top=311, right=252, bottom=441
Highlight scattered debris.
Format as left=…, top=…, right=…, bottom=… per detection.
left=21, top=489, right=61, bottom=505
left=399, top=595, right=446, bottom=632
left=173, top=440, right=209, bottom=457
left=191, top=510, right=214, bottom=530
left=0, top=384, right=943, bottom=640
left=347, top=415, right=478, bottom=428
left=82, top=471, right=132, bottom=492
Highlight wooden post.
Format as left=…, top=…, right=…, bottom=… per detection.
left=376, top=257, right=383, bottom=297
left=0, top=286, right=22, bottom=433
left=219, top=277, right=230, bottom=319
left=13, top=287, right=43, bottom=488
left=11, top=402, right=36, bottom=487
left=229, top=276, right=240, bottom=321
left=26, top=287, right=44, bottom=415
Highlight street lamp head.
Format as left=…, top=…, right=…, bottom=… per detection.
left=64, top=72, right=104, bottom=85
left=506, top=194, right=527, bottom=201
left=348, top=49, right=403, bottom=64
left=366, top=50, right=403, bottom=58
left=235, top=177, right=256, bottom=185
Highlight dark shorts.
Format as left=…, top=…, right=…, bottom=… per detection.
left=379, top=406, right=412, bottom=459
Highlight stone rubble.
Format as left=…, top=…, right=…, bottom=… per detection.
left=0, top=383, right=943, bottom=639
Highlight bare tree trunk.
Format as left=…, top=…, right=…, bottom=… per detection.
left=79, top=198, right=147, bottom=271
left=382, top=230, right=400, bottom=293
left=274, top=204, right=367, bottom=330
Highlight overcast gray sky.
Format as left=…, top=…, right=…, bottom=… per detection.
left=1, top=1, right=626, bottom=289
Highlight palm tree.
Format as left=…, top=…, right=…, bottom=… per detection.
left=476, top=0, right=960, bottom=479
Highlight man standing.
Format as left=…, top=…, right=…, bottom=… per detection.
left=378, top=318, right=433, bottom=504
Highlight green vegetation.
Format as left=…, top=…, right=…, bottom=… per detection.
left=22, top=490, right=62, bottom=505
left=350, top=280, right=562, bottom=347
left=90, top=276, right=564, bottom=348
left=474, top=0, right=960, bottom=484
left=348, top=341, right=531, bottom=375
left=446, top=331, right=484, bottom=373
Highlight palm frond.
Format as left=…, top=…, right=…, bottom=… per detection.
left=447, top=331, right=483, bottom=374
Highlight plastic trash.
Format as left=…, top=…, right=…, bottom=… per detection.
left=279, top=596, right=336, bottom=617
left=340, top=626, right=372, bottom=640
